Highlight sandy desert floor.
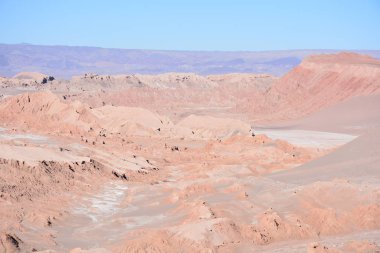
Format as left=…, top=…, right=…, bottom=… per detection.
left=0, top=52, right=379, bottom=253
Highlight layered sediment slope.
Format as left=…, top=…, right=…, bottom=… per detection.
left=0, top=92, right=257, bottom=139
left=257, top=53, right=380, bottom=121
left=0, top=91, right=98, bottom=134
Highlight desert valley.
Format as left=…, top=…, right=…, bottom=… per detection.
left=0, top=50, right=379, bottom=253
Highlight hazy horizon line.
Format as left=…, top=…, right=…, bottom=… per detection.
left=1, top=42, right=380, bottom=53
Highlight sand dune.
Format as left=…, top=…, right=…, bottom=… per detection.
left=273, top=94, right=380, bottom=134
left=268, top=129, right=380, bottom=184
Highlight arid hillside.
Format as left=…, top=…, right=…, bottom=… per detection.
left=0, top=52, right=379, bottom=252
left=258, top=52, right=380, bottom=120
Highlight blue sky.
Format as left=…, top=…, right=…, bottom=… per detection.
left=0, top=0, right=379, bottom=51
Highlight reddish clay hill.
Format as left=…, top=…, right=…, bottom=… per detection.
left=250, top=52, right=380, bottom=121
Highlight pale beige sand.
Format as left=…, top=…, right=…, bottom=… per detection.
left=268, top=129, right=380, bottom=184
left=270, top=94, right=380, bottom=135
left=255, top=129, right=356, bottom=148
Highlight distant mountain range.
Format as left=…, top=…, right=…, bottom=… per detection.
left=0, top=43, right=379, bottom=78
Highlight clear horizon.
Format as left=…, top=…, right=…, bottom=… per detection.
left=1, top=0, right=380, bottom=51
